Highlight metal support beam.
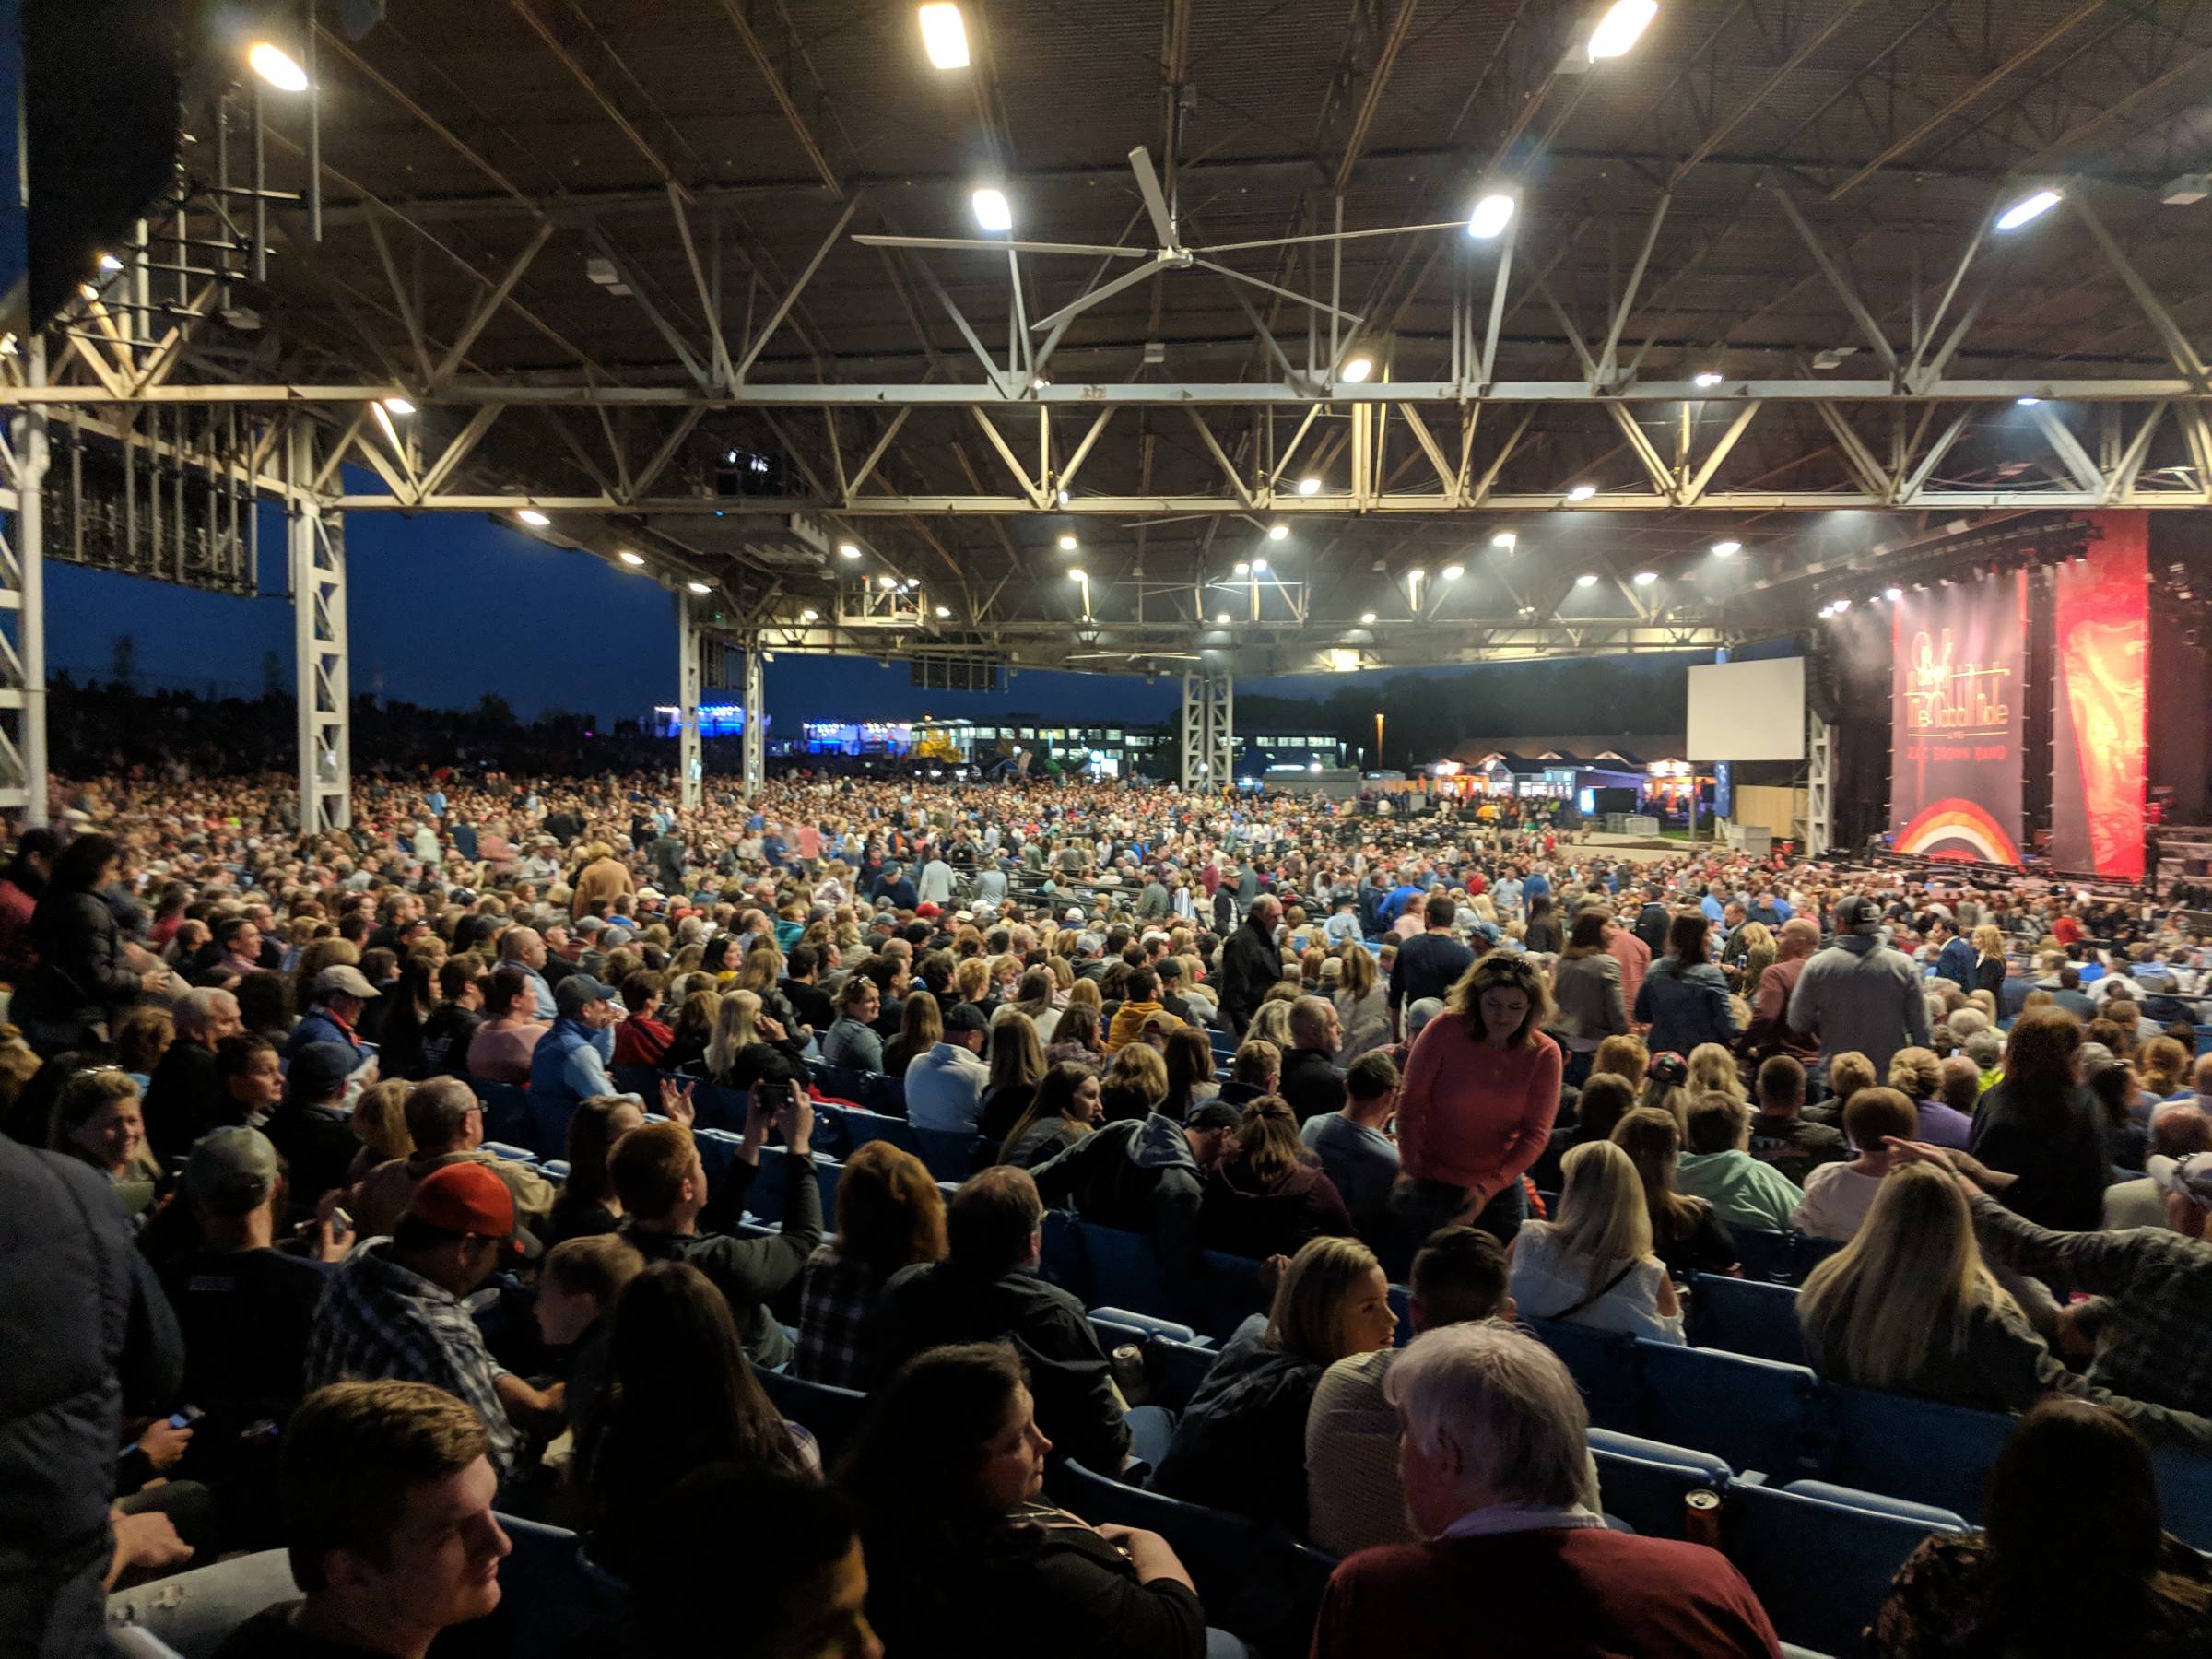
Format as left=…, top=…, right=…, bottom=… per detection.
left=0, top=342, right=51, bottom=821
left=677, top=591, right=702, bottom=808
left=1181, top=672, right=1233, bottom=791
left=1805, top=716, right=1835, bottom=860
left=742, top=634, right=766, bottom=795
left=288, top=424, right=350, bottom=832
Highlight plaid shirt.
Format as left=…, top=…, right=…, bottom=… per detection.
left=306, top=1241, right=518, bottom=1476
left=1968, top=1191, right=2212, bottom=1419
left=791, top=1245, right=879, bottom=1391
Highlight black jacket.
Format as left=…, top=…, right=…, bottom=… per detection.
left=15, top=890, right=142, bottom=1053
left=142, top=1039, right=228, bottom=1165
left=1, top=1138, right=183, bottom=1658
left=1030, top=1115, right=1207, bottom=1304
left=1150, top=1323, right=1324, bottom=1532
left=1279, top=1047, right=1347, bottom=1123
left=866, top=1262, right=1129, bottom=1477
left=619, top=1149, right=823, bottom=1369
left=1218, top=915, right=1284, bottom=1039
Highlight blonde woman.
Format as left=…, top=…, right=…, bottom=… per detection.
left=1331, top=945, right=1392, bottom=1065
left=1507, top=1138, right=1685, bottom=1344
left=1686, top=1041, right=1747, bottom=1104
left=1971, top=924, right=2009, bottom=998
left=704, top=987, right=806, bottom=1093
left=1152, top=1234, right=1398, bottom=1530
left=346, top=1077, right=415, bottom=1184
left=1735, top=921, right=1778, bottom=994
left=1796, top=1160, right=2206, bottom=1444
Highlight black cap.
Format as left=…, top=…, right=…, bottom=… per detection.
left=1834, top=894, right=1884, bottom=936
left=944, top=1002, right=990, bottom=1036
left=1185, top=1100, right=1241, bottom=1132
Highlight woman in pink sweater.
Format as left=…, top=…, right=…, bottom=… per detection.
left=1392, top=950, right=1564, bottom=1250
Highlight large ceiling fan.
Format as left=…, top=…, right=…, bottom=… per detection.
left=853, top=145, right=1473, bottom=335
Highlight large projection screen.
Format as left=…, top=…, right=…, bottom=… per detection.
left=1686, top=658, right=1806, bottom=761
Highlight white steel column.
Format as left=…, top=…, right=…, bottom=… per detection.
left=1206, top=673, right=1234, bottom=790
left=0, top=340, right=50, bottom=823
left=1179, top=672, right=1207, bottom=791
left=290, top=423, right=351, bottom=832
left=677, top=593, right=702, bottom=809
left=741, top=635, right=766, bottom=795
left=1805, top=715, right=1836, bottom=858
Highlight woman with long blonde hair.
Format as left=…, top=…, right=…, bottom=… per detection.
left=1610, top=1105, right=1739, bottom=1276
left=1685, top=1041, right=1747, bottom=1104
left=1735, top=921, right=1777, bottom=994
left=1331, top=943, right=1391, bottom=1064
left=1506, top=1138, right=1684, bottom=1342
left=704, top=987, right=806, bottom=1093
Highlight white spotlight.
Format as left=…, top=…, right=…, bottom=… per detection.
left=1587, top=0, right=1659, bottom=62
left=1253, top=558, right=1270, bottom=574
left=1359, top=611, right=1378, bottom=624
left=838, top=541, right=862, bottom=559
left=1058, top=533, right=1078, bottom=551
left=1995, top=189, right=2061, bottom=230
left=917, top=4, right=971, bottom=68
left=1692, top=371, right=1723, bottom=388
left=1567, top=484, right=1596, bottom=501
left=935, top=605, right=951, bottom=618
left=1234, top=561, right=1250, bottom=575
left=98, top=253, right=123, bottom=273
left=1492, top=531, right=1517, bottom=550
left=800, top=607, right=819, bottom=622
left=1067, top=567, right=1087, bottom=582
left=971, top=186, right=1013, bottom=232
left=1465, top=192, right=1516, bottom=240
left=1266, top=524, right=1288, bottom=542
left=687, top=580, right=712, bottom=594
left=1885, top=586, right=1904, bottom=601
left=515, top=508, right=550, bottom=527
left=248, top=41, right=311, bottom=92
left=1341, top=355, right=1374, bottom=383
left=1574, top=571, right=1599, bottom=587
left=1632, top=569, right=1658, bottom=585
left=2017, top=395, right=2041, bottom=406
left=1215, top=611, right=1230, bottom=624
left=618, top=550, right=645, bottom=567
left=381, top=395, right=415, bottom=415
left=1441, top=564, right=1464, bottom=581
left=878, top=574, right=897, bottom=588
left=1297, top=476, right=1322, bottom=496
left=1832, top=596, right=1852, bottom=612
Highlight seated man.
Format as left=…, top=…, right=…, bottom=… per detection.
left=209, top=1380, right=511, bottom=1659
left=865, top=1165, right=1130, bottom=1477
left=1744, top=1053, right=1848, bottom=1187
left=526, top=974, right=622, bottom=1120
left=1676, top=1092, right=1806, bottom=1234
left=1028, top=1099, right=1241, bottom=1309
left=1300, top=1052, right=1402, bottom=1238
left=306, top=1164, right=560, bottom=1481
left=903, top=1001, right=991, bottom=1134
left=142, top=987, right=243, bottom=1163
left=347, top=1077, right=555, bottom=1238
left=1312, top=1322, right=1779, bottom=1657
left=1217, top=1038, right=1281, bottom=1108
left=612, top=1088, right=821, bottom=1370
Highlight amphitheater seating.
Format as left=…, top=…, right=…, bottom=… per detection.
left=1723, top=1481, right=1967, bottom=1656
left=1685, top=1272, right=1807, bottom=1364
left=756, top=1369, right=871, bottom=1465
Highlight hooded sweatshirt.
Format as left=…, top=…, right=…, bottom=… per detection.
left=1784, top=933, right=1930, bottom=1076
left=1676, top=1148, right=1805, bottom=1235
left=1030, top=1113, right=1206, bottom=1293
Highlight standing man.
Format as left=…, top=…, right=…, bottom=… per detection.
left=1218, top=895, right=1286, bottom=1041
left=1787, top=894, right=1930, bottom=1081
left=1389, top=896, right=1476, bottom=1033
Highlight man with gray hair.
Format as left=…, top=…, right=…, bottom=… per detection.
left=1281, top=994, right=1347, bottom=1124
left=1312, top=1322, right=1778, bottom=1657
left=346, top=1077, right=554, bottom=1238
left=144, top=987, right=245, bottom=1162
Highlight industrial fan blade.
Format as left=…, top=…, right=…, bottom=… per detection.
left=1194, top=260, right=1365, bottom=324
left=1028, top=256, right=1173, bottom=333
left=1192, top=220, right=1465, bottom=256
left=1126, top=146, right=1178, bottom=249
left=852, top=233, right=1151, bottom=259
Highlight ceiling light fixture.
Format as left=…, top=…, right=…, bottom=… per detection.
left=1832, top=596, right=1853, bottom=612
left=381, top=395, right=415, bottom=415
left=838, top=541, right=861, bottom=559
left=1215, top=611, right=1230, bottom=624
left=98, top=253, right=123, bottom=273
left=1058, top=533, right=1077, bottom=551
left=2016, top=395, right=2041, bottom=406
left=618, top=550, right=644, bottom=567
left=1297, top=476, right=1322, bottom=496
left=1587, top=0, right=1659, bottom=62
left=1712, top=539, right=1741, bottom=557
left=801, top=608, right=818, bottom=622
left=687, top=580, right=712, bottom=594
left=1465, top=191, right=1516, bottom=240
left=1406, top=567, right=1426, bottom=583
left=1492, top=531, right=1516, bottom=549
left=1234, top=561, right=1250, bottom=575
left=917, top=3, right=971, bottom=68
left=1995, top=188, right=2061, bottom=230
left=515, top=508, right=550, bottom=527
left=935, top=605, right=951, bottom=618
left=878, top=574, right=897, bottom=589
left=1068, top=567, right=1087, bottom=582
left=1885, top=586, right=1904, bottom=602
left=1692, top=371, right=1723, bottom=388
left=971, top=186, right=1013, bottom=233
left=1055, top=487, right=1070, bottom=506
left=1575, top=571, right=1599, bottom=587
left=1441, top=563, right=1464, bottom=580
left=1266, top=524, right=1288, bottom=541
left=1359, top=611, right=1378, bottom=624
left=1341, top=354, right=1374, bottom=383
left=1253, top=558, right=1270, bottom=574
left=1567, top=484, right=1597, bottom=501
left=247, top=41, right=310, bottom=91
left=1633, top=569, right=1658, bottom=585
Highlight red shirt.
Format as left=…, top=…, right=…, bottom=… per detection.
left=1313, top=1529, right=1780, bottom=1659
left=612, top=1015, right=673, bottom=1070
left=1395, top=1022, right=1562, bottom=1196
left=2053, top=914, right=2083, bottom=945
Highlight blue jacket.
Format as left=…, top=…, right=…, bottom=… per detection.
left=1935, top=936, right=1976, bottom=991
left=529, top=1018, right=614, bottom=1116
left=283, top=1006, right=362, bottom=1062
left=1633, top=956, right=1741, bottom=1054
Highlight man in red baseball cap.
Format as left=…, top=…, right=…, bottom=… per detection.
left=305, top=1164, right=557, bottom=1481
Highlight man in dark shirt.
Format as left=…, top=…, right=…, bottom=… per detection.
left=1281, top=996, right=1349, bottom=1123
left=1387, top=895, right=1476, bottom=1031
left=144, top=987, right=244, bottom=1164
left=1745, top=1054, right=1848, bottom=1187
left=866, top=1166, right=1129, bottom=1477
left=779, top=943, right=836, bottom=1035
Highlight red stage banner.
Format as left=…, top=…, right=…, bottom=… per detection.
left=2052, top=512, right=2149, bottom=878
left=1890, top=572, right=2025, bottom=864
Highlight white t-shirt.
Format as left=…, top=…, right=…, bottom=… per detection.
left=1508, top=1224, right=1684, bottom=1345
left=1791, top=1162, right=1886, bottom=1241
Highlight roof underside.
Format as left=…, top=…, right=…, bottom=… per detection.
left=53, top=0, right=2212, bottom=673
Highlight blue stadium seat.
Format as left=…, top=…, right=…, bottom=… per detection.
left=475, top=1514, right=632, bottom=1659
left=1090, top=1307, right=1199, bottom=1344
left=744, top=1144, right=790, bottom=1224
left=910, top=1125, right=986, bottom=1181
left=1824, top=1384, right=2012, bottom=1523
left=1387, top=1283, right=1412, bottom=1347
left=840, top=1108, right=923, bottom=1159
left=1732, top=1227, right=1801, bottom=1283
left=688, top=1079, right=749, bottom=1134
left=1686, top=1273, right=1806, bottom=1366
left=479, top=1141, right=538, bottom=1163
left=756, top=1368, right=871, bottom=1465
left=609, top=1064, right=662, bottom=1100
left=1038, top=1208, right=1092, bottom=1301
left=1640, top=1340, right=1827, bottom=1481
left=1586, top=1429, right=1730, bottom=1541
left=1793, top=1233, right=1845, bottom=1279
left=1722, top=1479, right=1965, bottom=1657
left=1083, top=1224, right=1174, bottom=1319
left=540, top=1159, right=571, bottom=1182
left=2151, top=1444, right=2212, bottom=1552
left=806, top=1061, right=877, bottom=1104
left=691, top=1125, right=747, bottom=1186
left=1523, top=1318, right=1642, bottom=1432
left=1148, top=1335, right=1220, bottom=1411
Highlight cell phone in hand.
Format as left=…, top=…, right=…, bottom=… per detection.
left=331, top=1206, right=354, bottom=1235
left=167, top=1406, right=203, bottom=1430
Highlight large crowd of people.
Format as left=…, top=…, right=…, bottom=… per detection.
left=6, top=750, right=2212, bottom=1658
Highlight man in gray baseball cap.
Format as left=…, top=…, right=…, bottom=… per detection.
left=284, top=963, right=381, bottom=1063
left=531, top=975, right=625, bottom=1116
